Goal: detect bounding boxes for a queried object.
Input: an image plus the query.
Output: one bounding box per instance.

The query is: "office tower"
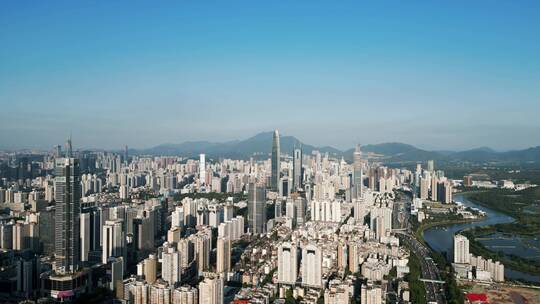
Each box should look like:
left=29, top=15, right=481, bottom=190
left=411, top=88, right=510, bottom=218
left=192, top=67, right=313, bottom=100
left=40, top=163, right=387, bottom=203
left=353, top=144, right=363, bottom=199
left=271, top=130, right=281, bottom=191
left=102, top=219, right=125, bottom=264
left=110, top=257, right=124, bottom=291
left=199, top=275, right=224, bottom=304
left=54, top=157, right=81, bottom=273
left=124, top=145, right=129, bottom=164
left=427, top=160, right=434, bottom=172
left=293, top=147, right=303, bottom=191
left=302, top=244, right=322, bottom=288
left=80, top=212, right=90, bottom=262
left=294, top=196, right=307, bottom=225
left=0, top=222, right=13, bottom=250
left=162, top=242, right=181, bottom=286
left=278, top=242, right=298, bottom=285
left=65, top=137, right=73, bottom=158
left=143, top=254, right=157, bottom=284
left=247, top=182, right=266, bottom=234
left=216, top=237, right=231, bottom=274
left=199, top=154, right=206, bottom=185
left=454, top=234, right=470, bottom=264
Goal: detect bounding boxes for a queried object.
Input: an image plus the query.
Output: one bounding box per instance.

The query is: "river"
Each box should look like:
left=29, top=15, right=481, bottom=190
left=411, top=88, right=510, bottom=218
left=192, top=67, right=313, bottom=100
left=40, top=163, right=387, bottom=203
left=423, top=193, right=540, bottom=283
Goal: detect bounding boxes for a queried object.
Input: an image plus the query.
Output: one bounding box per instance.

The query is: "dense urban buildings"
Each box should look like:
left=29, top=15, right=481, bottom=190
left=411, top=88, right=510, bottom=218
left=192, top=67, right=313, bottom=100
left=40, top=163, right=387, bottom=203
left=0, top=132, right=516, bottom=304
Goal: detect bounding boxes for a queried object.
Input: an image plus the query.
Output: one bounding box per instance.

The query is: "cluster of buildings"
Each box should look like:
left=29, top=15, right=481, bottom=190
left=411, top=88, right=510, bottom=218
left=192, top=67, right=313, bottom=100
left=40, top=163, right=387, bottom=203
left=453, top=234, right=504, bottom=282
left=0, top=130, right=446, bottom=304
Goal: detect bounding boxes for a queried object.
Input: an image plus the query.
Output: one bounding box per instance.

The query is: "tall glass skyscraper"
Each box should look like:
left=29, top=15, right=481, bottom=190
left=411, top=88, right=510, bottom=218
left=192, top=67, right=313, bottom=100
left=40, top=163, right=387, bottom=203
left=271, top=130, right=280, bottom=191
left=54, top=157, right=81, bottom=273
left=293, top=147, right=302, bottom=192
left=247, top=182, right=266, bottom=234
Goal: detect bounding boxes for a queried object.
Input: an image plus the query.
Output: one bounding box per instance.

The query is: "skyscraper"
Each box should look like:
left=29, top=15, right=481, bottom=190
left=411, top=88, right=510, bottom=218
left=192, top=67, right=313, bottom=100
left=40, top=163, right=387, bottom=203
left=271, top=130, right=280, bottom=191
left=216, top=237, right=231, bottom=274
left=199, top=154, right=206, bottom=185
left=353, top=144, right=363, bottom=199
left=247, top=182, right=266, bottom=234
left=454, top=234, right=470, bottom=264
left=278, top=242, right=298, bottom=285
left=302, top=244, right=322, bottom=288
left=54, top=157, right=81, bottom=273
left=65, top=136, right=73, bottom=158
left=293, top=147, right=302, bottom=192
left=161, top=242, right=181, bottom=286
left=102, top=219, right=125, bottom=264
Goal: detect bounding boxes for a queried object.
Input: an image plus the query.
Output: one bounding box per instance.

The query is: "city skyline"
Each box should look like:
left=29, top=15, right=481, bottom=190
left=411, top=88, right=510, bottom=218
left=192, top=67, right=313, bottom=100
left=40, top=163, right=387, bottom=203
left=2, top=2, right=540, bottom=151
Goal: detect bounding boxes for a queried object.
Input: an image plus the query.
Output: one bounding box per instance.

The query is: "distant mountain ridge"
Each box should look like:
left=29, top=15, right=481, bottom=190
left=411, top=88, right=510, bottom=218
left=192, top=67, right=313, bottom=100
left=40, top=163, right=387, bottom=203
left=130, top=131, right=540, bottom=163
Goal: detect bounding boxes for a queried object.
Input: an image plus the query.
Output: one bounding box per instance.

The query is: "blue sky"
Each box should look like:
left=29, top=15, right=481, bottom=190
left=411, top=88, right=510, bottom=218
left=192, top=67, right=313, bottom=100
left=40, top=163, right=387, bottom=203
left=1, top=1, right=539, bottom=151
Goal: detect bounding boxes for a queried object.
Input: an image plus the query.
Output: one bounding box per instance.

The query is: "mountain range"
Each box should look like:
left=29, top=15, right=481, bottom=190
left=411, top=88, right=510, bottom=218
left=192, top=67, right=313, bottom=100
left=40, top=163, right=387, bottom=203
left=129, top=132, right=540, bottom=163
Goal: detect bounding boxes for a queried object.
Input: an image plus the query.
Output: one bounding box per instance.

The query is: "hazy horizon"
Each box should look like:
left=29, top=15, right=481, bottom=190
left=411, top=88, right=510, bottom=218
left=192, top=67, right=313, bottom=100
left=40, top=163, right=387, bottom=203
left=2, top=2, right=540, bottom=151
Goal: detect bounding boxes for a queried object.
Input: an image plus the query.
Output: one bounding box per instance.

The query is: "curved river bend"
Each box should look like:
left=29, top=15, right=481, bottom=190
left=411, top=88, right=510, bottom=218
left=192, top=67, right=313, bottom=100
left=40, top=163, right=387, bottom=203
left=423, top=193, right=540, bottom=283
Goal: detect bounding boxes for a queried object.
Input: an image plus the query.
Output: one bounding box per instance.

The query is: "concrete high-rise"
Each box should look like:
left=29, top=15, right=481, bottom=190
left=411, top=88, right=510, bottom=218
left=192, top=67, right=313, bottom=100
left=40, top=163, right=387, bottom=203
left=278, top=242, right=298, bottom=285
left=271, top=130, right=281, bottom=191
left=162, top=242, right=181, bottom=286
left=353, top=144, right=363, bottom=199
left=454, top=234, right=470, bottom=264
left=54, top=157, right=81, bottom=273
left=247, top=182, right=266, bottom=234
left=199, top=275, right=224, bottom=304
left=302, top=244, right=322, bottom=288
left=102, top=219, right=125, bottom=264
left=292, top=147, right=303, bottom=191
left=199, top=154, right=206, bottom=185
left=216, top=237, right=231, bottom=274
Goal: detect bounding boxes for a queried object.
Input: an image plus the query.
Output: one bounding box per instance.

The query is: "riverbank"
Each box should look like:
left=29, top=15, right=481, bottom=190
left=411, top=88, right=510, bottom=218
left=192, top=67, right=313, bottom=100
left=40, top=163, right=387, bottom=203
left=413, top=216, right=484, bottom=246
left=458, top=190, right=540, bottom=277
left=422, top=193, right=540, bottom=283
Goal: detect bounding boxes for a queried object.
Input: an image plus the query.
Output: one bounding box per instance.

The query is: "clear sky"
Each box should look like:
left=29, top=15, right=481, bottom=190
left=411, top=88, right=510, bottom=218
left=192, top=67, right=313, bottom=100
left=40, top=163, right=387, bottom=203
left=1, top=1, right=539, bottom=151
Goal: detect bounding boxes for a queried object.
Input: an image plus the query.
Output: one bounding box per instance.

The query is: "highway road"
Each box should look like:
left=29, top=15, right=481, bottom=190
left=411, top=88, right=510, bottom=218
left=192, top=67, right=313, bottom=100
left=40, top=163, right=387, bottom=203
left=394, top=191, right=446, bottom=304
left=400, top=233, right=446, bottom=304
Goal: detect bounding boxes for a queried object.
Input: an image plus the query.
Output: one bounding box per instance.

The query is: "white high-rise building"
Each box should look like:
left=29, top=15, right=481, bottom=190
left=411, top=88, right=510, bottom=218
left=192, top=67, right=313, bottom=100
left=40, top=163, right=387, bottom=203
left=162, top=242, right=181, bottom=286
left=370, top=206, right=392, bottom=240
left=301, top=244, right=322, bottom=288
left=198, top=275, right=223, bottom=304
left=171, top=206, right=184, bottom=228
left=102, top=219, right=125, bottom=264
left=454, top=234, right=470, bottom=264
left=278, top=242, right=298, bottom=285
left=80, top=212, right=90, bottom=262
left=199, top=154, right=206, bottom=185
